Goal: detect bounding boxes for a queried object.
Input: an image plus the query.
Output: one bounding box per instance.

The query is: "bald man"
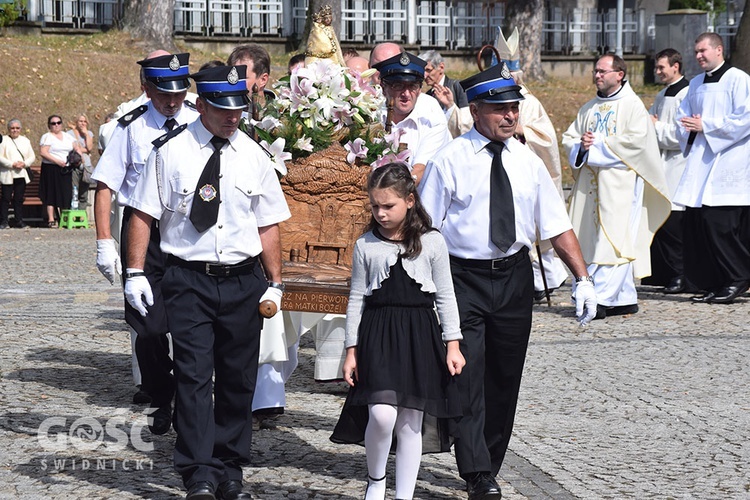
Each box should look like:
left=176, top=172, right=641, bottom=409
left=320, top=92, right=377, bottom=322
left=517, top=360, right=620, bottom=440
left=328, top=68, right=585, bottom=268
left=369, top=42, right=401, bottom=84
left=346, top=56, right=370, bottom=76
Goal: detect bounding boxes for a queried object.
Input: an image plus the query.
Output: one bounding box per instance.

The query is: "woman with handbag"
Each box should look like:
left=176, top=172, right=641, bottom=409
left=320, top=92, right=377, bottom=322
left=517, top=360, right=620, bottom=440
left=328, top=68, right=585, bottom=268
left=39, top=114, right=79, bottom=227
left=0, top=119, right=36, bottom=229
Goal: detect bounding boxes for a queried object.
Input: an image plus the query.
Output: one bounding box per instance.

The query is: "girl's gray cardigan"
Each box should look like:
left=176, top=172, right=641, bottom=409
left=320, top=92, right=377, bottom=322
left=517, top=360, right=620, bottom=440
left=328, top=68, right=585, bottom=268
left=344, top=229, right=463, bottom=348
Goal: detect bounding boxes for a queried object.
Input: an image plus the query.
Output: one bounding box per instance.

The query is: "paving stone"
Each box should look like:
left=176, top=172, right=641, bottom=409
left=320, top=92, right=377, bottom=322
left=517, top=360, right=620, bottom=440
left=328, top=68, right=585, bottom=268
left=0, top=229, right=748, bottom=498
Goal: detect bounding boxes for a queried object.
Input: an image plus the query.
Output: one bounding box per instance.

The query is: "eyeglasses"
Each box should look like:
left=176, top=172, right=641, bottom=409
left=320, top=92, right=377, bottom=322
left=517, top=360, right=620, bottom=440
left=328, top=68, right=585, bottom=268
left=384, top=81, right=421, bottom=92
left=49, top=121, right=62, bottom=125
left=592, top=69, right=619, bottom=76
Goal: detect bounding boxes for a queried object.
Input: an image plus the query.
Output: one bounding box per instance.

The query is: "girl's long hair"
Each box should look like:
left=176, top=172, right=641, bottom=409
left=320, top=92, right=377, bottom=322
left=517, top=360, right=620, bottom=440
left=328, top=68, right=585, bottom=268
left=366, top=162, right=433, bottom=259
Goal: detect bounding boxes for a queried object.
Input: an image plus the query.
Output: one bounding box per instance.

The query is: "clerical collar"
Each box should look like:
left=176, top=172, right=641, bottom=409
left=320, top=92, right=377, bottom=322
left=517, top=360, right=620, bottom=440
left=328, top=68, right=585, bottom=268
left=704, top=62, right=731, bottom=83
left=664, top=76, right=689, bottom=97
left=667, top=76, right=685, bottom=87
left=706, top=61, right=725, bottom=77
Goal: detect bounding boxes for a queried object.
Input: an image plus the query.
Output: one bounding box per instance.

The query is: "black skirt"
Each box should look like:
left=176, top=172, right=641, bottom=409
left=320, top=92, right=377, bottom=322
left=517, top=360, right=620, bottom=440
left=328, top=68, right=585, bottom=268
left=330, top=256, right=461, bottom=453
left=39, top=161, right=72, bottom=211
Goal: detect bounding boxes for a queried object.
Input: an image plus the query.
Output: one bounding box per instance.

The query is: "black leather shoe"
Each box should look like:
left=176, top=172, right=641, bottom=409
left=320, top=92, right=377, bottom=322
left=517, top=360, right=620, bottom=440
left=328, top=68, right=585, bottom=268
left=466, top=473, right=502, bottom=499
left=691, top=291, right=716, bottom=303
left=663, top=276, right=685, bottom=294
left=186, top=481, right=216, bottom=500
left=133, top=386, right=152, bottom=404
left=217, top=480, right=253, bottom=499
left=711, top=282, right=750, bottom=304
left=148, top=404, right=172, bottom=435
left=607, top=304, right=638, bottom=316
left=594, top=305, right=607, bottom=320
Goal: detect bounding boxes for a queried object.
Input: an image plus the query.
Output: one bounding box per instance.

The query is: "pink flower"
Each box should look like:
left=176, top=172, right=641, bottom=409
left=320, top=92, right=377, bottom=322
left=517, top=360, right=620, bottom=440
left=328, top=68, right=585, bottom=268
left=344, top=138, right=369, bottom=164
left=370, top=149, right=411, bottom=169
left=384, top=128, right=405, bottom=149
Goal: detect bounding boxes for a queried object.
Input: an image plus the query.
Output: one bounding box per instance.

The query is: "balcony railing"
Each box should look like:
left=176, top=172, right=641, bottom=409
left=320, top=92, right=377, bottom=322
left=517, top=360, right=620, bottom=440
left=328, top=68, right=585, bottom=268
left=32, top=1, right=743, bottom=55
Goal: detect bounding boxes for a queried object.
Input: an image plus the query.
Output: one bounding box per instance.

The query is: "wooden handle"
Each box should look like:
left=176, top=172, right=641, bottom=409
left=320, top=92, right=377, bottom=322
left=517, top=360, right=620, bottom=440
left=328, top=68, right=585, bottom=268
left=259, top=300, right=278, bottom=318
left=477, top=44, right=502, bottom=72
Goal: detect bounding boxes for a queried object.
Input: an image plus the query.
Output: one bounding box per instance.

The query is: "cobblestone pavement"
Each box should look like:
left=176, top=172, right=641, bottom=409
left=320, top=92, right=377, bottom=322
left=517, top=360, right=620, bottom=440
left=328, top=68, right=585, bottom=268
left=0, top=228, right=748, bottom=499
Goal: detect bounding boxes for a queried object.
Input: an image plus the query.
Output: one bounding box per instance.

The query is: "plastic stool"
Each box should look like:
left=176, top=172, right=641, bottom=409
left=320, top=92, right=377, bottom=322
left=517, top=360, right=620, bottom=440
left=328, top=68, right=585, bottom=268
left=60, top=209, right=89, bottom=229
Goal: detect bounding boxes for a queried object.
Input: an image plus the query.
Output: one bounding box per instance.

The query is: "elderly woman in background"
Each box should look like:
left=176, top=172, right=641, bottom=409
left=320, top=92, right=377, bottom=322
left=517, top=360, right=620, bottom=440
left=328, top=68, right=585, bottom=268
left=0, top=119, right=36, bottom=229
left=39, top=114, right=79, bottom=227
left=67, top=114, right=94, bottom=212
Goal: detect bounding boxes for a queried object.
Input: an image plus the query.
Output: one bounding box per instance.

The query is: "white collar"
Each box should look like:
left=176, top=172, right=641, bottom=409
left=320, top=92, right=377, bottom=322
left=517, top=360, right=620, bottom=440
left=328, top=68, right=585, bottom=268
left=666, top=76, right=685, bottom=87
left=706, top=61, right=725, bottom=77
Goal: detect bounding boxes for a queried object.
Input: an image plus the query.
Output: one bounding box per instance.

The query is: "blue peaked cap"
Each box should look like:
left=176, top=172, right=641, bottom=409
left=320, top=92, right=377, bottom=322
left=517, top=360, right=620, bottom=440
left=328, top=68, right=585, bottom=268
left=373, top=52, right=426, bottom=83
left=137, top=53, right=191, bottom=93
left=460, top=62, right=524, bottom=103
left=191, top=65, right=250, bottom=110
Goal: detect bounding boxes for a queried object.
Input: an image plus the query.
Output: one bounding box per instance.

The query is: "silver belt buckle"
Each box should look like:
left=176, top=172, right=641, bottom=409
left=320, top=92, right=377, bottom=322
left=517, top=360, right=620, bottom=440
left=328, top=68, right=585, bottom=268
left=205, top=263, right=224, bottom=276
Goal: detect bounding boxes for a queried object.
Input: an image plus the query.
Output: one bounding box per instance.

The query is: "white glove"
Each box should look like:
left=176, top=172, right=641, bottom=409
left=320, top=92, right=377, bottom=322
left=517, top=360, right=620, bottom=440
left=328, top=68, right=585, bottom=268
left=124, top=268, right=153, bottom=317
left=259, top=287, right=283, bottom=311
left=96, top=239, right=122, bottom=285
left=574, top=279, right=598, bottom=326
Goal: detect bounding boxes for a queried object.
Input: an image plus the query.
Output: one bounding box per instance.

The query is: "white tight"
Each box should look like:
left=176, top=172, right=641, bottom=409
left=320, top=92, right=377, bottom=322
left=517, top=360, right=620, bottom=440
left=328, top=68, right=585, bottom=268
left=364, top=404, right=424, bottom=500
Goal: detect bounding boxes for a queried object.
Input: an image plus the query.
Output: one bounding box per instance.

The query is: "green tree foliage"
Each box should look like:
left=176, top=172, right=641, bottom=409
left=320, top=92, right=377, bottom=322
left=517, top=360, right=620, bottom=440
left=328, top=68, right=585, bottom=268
left=0, top=0, right=26, bottom=27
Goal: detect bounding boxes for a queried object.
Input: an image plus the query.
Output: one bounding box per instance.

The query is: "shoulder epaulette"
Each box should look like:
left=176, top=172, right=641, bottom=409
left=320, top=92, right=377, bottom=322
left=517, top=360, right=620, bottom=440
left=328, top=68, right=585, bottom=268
left=248, top=134, right=272, bottom=160
left=183, top=100, right=197, bottom=110
left=151, top=123, right=188, bottom=149
left=117, top=104, right=149, bottom=127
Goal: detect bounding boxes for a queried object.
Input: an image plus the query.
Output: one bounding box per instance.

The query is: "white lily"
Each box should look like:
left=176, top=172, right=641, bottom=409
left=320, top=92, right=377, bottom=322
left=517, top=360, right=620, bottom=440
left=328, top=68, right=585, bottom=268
left=260, top=137, right=291, bottom=176
left=294, top=136, right=314, bottom=152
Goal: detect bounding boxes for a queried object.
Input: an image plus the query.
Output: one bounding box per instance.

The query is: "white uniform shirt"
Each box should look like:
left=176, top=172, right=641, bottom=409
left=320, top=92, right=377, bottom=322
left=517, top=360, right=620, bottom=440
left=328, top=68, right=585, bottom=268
left=675, top=65, right=750, bottom=207
left=419, top=127, right=572, bottom=260
left=126, top=118, right=291, bottom=264
left=98, top=93, right=150, bottom=152
left=385, top=93, right=452, bottom=167
left=92, top=103, right=199, bottom=206
left=650, top=77, right=689, bottom=211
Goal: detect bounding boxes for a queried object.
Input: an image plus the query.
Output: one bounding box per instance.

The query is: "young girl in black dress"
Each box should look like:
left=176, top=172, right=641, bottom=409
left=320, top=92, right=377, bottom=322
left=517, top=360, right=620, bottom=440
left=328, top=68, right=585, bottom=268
left=331, top=162, right=465, bottom=499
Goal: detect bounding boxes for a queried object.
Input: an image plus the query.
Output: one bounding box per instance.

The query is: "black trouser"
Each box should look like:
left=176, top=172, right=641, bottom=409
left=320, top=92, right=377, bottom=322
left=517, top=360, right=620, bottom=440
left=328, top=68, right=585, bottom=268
left=0, top=178, right=26, bottom=224
left=449, top=250, right=534, bottom=478
left=683, top=206, right=750, bottom=290
left=163, top=261, right=264, bottom=489
left=120, top=207, right=173, bottom=405
left=642, top=210, right=685, bottom=285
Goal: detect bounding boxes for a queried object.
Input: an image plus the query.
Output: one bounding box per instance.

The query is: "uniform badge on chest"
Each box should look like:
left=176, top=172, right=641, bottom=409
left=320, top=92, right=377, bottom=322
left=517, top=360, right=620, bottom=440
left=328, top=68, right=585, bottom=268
left=198, top=184, right=217, bottom=202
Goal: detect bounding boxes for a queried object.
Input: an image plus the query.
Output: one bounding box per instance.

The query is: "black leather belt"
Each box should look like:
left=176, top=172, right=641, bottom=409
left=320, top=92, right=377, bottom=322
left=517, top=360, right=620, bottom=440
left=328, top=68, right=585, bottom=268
left=450, top=247, right=529, bottom=271
left=167, top=255, right=257, bottom=277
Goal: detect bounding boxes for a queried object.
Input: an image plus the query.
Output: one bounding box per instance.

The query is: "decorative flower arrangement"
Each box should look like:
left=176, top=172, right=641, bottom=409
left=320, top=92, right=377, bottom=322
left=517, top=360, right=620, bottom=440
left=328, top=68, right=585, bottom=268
left=253, top=59, right=408, bottom=170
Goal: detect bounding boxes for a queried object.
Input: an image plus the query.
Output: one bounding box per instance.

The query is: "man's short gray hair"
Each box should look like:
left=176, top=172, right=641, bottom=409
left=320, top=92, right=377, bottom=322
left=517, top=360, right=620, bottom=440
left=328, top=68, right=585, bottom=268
left=418, top=50, right=443, bottom=66
left=8, top=118, right=21, bottom=129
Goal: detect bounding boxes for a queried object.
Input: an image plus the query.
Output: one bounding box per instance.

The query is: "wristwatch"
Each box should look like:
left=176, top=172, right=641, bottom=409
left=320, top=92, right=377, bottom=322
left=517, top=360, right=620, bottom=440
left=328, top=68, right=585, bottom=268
left=267, top=281, right=286, bottom=292
left=575, top=276, right=594, bottom=284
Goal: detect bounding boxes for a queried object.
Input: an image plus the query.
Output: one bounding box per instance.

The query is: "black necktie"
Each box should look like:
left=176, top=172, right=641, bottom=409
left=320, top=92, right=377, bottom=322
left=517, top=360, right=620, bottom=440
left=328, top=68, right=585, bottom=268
left=485, top=142, right=516, bottom=252
left=164, top=118, right=177, bottom=131
left=190, top=136, right=228, bottom=233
